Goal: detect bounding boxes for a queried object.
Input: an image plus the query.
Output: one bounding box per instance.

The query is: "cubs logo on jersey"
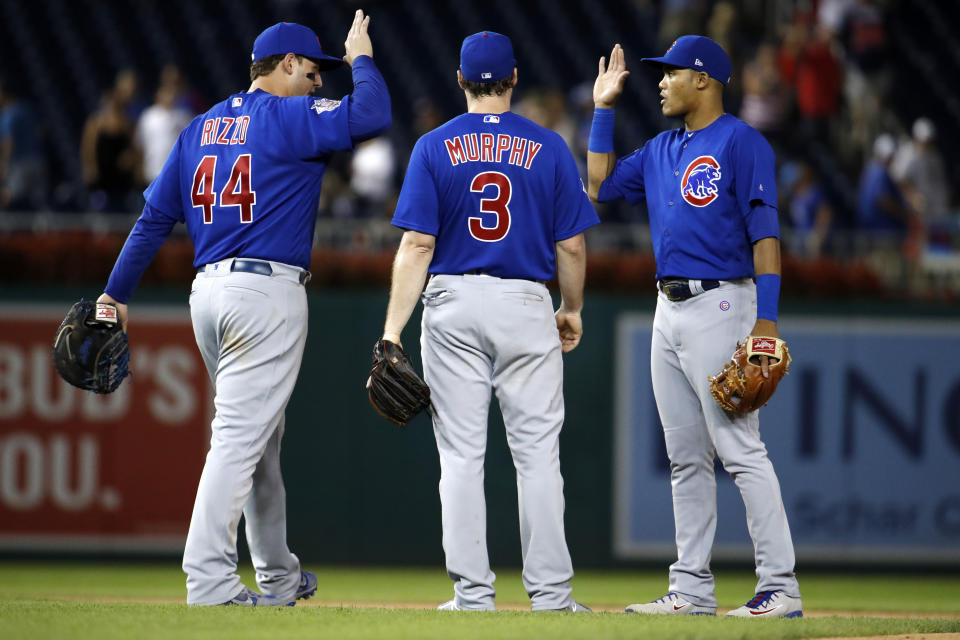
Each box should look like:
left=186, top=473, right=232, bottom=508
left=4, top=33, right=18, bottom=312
left=680, top=155, right=722, bottom=207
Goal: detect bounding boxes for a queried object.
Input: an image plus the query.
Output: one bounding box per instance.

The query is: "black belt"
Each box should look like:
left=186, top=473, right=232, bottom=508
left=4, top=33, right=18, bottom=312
left=460, top=269, right=545, bottom=285
left=658, top=277, right=720, bottom=302
left=198, top=259, right=310, bottom=284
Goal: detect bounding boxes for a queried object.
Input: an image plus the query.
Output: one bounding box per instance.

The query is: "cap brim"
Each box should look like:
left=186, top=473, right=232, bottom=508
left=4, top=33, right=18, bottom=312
left=639, top=56, right=685, bottom=69
left=639, top=56, right=669, bottom=67
left=308, top=54, right=345, bottom=71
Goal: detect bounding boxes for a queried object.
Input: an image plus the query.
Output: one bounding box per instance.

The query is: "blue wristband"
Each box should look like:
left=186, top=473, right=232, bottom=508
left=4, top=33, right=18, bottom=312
left=588, top=107, right=615, bottom=153
left=756, top=273, right=780, bottom=322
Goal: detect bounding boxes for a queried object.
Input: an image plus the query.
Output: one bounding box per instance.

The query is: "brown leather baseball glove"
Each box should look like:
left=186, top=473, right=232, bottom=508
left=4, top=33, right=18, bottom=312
left=708, top=336, right=791, bottom=413
left=367, top=339, right=431, bottom=427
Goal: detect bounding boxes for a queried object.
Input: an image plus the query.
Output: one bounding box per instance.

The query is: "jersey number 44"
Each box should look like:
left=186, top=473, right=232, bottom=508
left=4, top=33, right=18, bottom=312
left=191, top=155, right=258, bottom=224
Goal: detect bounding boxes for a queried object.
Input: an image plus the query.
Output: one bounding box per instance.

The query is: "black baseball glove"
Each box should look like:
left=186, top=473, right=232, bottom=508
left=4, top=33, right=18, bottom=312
left=52, top=299, right=131, bottom=394
left=368, top=339, right=431, bottom=427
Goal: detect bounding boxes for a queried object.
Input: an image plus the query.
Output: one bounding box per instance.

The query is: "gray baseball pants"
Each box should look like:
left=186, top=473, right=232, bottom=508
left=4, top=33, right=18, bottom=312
left=421, top=274, right=576, bottom=611
left=183, top=261, right=307, bottom=605
left=650, top=279, right=800, bottom=607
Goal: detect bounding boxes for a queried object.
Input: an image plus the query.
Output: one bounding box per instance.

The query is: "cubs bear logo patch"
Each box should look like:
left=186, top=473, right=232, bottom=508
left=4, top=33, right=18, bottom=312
left=680, top=155, right=722, bottom=207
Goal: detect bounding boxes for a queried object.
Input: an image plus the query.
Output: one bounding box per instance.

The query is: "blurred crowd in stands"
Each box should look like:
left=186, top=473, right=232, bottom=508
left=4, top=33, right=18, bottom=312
left=0, top=0, right=957, bottom=296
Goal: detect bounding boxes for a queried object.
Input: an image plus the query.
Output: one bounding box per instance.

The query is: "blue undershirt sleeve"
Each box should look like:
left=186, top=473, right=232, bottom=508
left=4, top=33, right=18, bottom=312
left=347, top=55, right=392, bottom=142
left=744, top=201, right=780, bottom=243
left=104, top=203, right=181, bottom=303
left=597, top=146, right=646, bottom=204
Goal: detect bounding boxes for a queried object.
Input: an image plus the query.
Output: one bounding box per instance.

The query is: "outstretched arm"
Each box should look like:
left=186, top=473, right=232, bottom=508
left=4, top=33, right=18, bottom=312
left=343, top=9, right=373, bottom=66
left=344, top=10, right=392, bottom=141
left=586, top=44, right=630, bottom=201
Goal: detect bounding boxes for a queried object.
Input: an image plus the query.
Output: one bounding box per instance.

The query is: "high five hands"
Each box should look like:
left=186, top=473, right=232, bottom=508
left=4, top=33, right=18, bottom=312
left=344, top=9, right=373, bottom=65
left=594, top=44, right=630, bottom=109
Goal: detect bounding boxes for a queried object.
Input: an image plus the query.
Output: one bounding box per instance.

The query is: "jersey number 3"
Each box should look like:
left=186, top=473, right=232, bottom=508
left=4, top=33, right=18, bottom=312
left=469, top=171, right=511, bottom=242
left=191, top=154, right=257, bottom=224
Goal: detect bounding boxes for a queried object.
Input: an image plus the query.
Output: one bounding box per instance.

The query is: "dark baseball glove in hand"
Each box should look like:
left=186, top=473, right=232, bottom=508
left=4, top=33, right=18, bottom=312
left=368, top=339, right=431, bottom=427
left=708, top=336, right=790, bottom=413
left=52, top=300, right=130, bottom=394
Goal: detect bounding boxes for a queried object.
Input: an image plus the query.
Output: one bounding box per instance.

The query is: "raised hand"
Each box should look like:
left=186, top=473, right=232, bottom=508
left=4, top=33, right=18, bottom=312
left=594, top=44, right=630, bottom=109
left=343, top=9, right=373, bottom=65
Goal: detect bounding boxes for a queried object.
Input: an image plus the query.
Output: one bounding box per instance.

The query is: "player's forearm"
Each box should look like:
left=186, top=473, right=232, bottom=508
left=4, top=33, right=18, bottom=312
left=586, top=151, right=615, bottom=201
left=555, top=233, right=587, bottom=313
left=752, top=236, right=781, bottom=276
left=347, top=56, right=392, bottom=142
left=383, top=232, right=434, bottom=343
left=753, top=236, right=781, bottom=329
left=586, top=105, right=616, bottom=201
left=104, top=203, right=179, bottom=303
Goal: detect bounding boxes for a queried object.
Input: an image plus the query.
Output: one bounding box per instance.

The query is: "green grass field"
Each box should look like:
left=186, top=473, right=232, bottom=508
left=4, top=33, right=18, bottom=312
left=0, top=563, right=958, bottom=640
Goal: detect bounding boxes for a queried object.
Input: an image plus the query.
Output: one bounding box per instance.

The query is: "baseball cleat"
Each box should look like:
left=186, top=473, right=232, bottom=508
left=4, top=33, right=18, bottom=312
left=725, top=590, right=803, bottom=618
left=294, top=570, right=318, bottom=602
left=437, top=599, right=462, bottom=610
left=553, top=600, right=592, bottom=612
left=625, top=592, right=717, bottom=615
left=221, top=586, right=292, bottom=606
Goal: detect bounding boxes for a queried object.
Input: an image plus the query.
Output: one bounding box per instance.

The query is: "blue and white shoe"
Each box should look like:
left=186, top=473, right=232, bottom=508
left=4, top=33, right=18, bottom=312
left=222, top=586, right=291, bottom=607
left=725, top=590, right=803, bottom=618
left=293, top=570, right=318, bottom=603
left=625, top=592, right=717, bottom=615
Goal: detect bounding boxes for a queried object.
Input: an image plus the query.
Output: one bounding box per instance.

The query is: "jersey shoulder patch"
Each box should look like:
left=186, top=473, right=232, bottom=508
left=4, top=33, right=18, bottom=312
left=310, top=98, right=341, bottom=115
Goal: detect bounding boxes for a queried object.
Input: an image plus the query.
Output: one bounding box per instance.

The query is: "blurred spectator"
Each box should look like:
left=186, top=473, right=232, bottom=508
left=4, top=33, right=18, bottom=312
left=817, top=0, right=855, bottom=35
left=135, top=86, right=193, bottom=184
left=779, top=17, right=843, bottom=143
left=657, top=0, right=708, bottom=50
left=857, top=134, right=917, bottom=288
left=160, top=63, right=206, bottom=115
left=318, top=165, right=357, bottom=220
left=706, top=1, right=742, bottom=110
left=857, top=134, right=912, bottom=233
left=114, top=69, right=147, bottom=123
left=412, top=97, right=444, bottom=138
left=706, top=1, right=738, bottom=55
left=81, top=71, right=142, bottom=212
left=738, top=43, right=788, bottom=143
left=891, top=118, right=951, bottom=238
left=516, top=89, right=575, bottom=149
left=783, top=160, right=832, bottom=258
left=541, top=89, right=576, bottom=149
left=350, top=137, right=396, bottom=218
left=0, top=81, right=47, bottom=210
left=838, top=0, right=891, bottom=86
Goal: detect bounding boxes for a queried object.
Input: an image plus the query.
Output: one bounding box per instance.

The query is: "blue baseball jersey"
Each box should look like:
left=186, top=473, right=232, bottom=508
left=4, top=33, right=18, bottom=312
left=392, top=112, right=599, bottom=281
left=145, top=90, right=352, bottom=269
left=598, top=113, right=778, bottom=280
left=104, top=57, right=391, bottom=303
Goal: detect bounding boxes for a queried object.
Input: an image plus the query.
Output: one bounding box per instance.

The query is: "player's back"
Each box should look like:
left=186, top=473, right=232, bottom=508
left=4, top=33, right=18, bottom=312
left=158, top=90, right=351, bottom=269
left=409, top=112, right=578, bottom=281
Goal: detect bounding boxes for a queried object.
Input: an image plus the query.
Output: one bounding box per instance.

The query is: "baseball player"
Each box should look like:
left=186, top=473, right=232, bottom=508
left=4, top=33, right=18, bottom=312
left=586, top=37, right=802, bottom=618
left=96, top=13, right=391, bottom=605
left=379, top=31, right=598, bottom=612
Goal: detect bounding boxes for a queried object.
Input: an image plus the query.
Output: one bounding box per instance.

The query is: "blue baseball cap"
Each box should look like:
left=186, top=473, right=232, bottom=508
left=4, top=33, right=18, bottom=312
left=251, top=22, right=343, bottom=70
left=640, top=35, right=731, bottom=85
left=460, top=31, right=516, bottom=82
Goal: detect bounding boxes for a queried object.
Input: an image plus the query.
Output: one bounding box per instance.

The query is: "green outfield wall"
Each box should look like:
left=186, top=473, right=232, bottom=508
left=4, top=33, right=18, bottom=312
left=2, top=286, right=957, bottom=567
